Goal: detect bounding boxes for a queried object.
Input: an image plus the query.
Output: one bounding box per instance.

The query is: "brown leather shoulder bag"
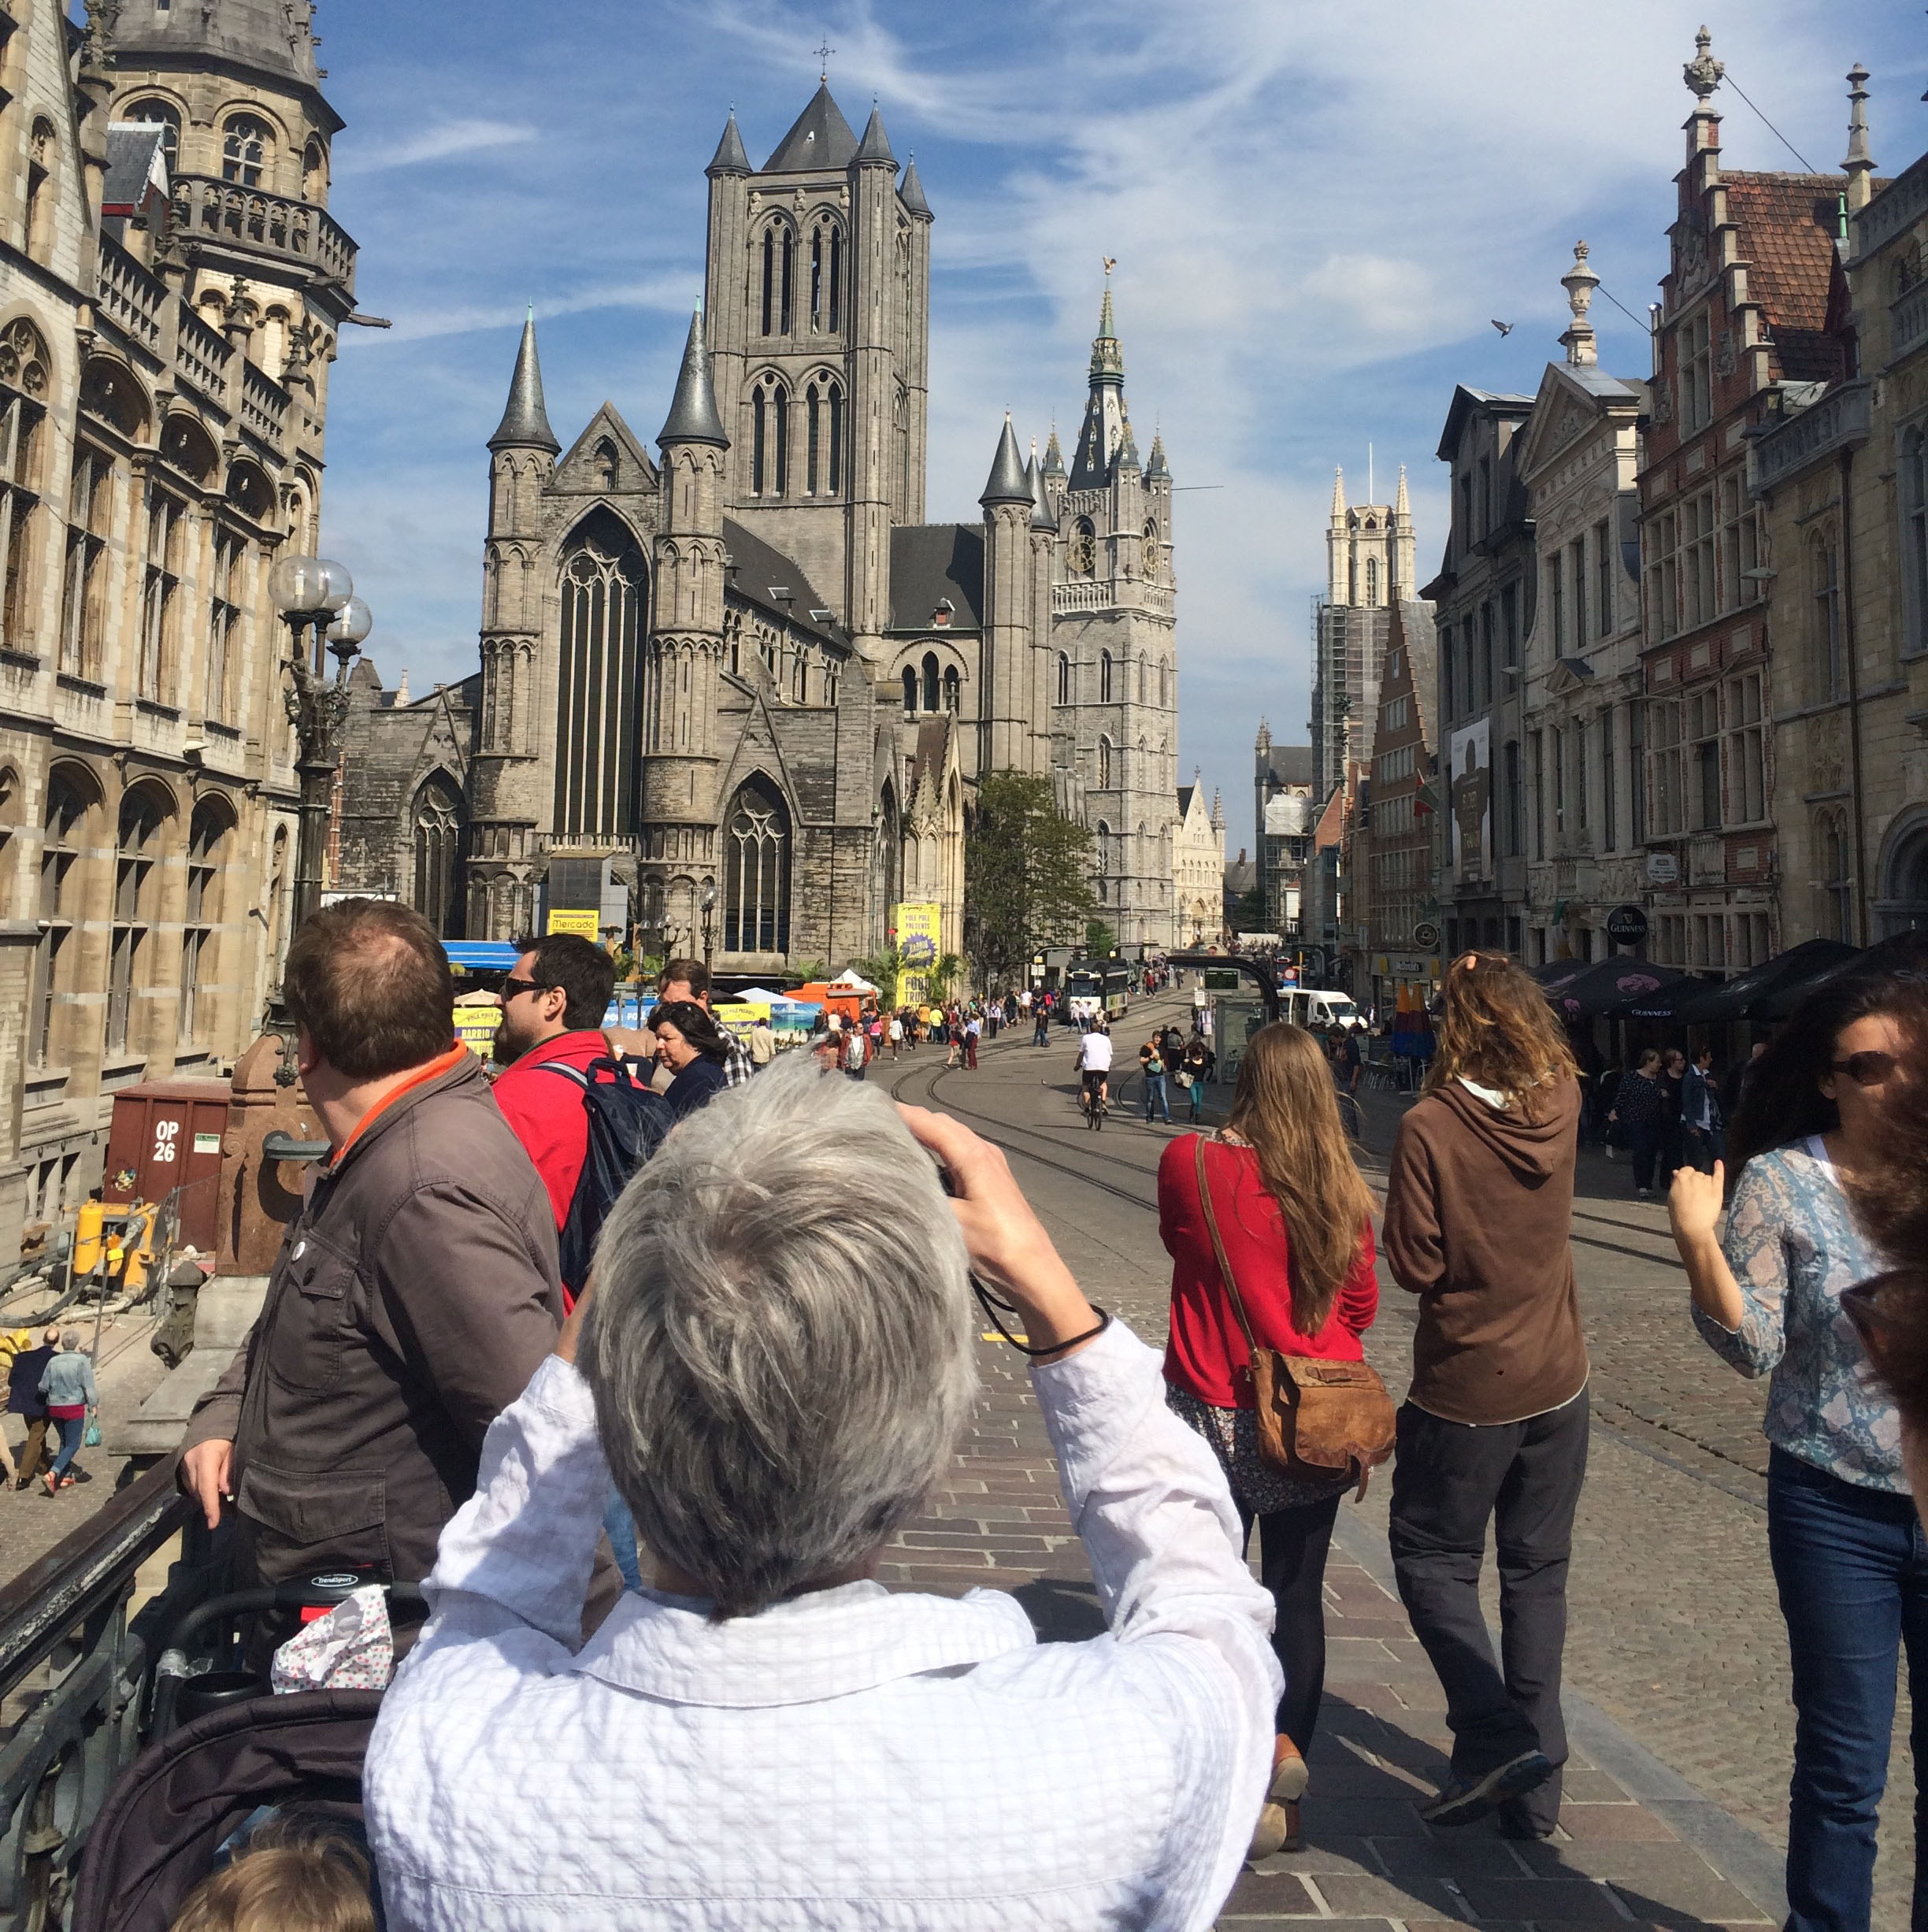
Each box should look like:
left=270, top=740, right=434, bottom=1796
left=1193, top=1135, right=1396, bottom=1496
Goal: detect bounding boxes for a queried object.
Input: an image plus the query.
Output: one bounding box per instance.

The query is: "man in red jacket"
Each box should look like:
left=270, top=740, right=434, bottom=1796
left=491, top=933, right=622, bottom=1237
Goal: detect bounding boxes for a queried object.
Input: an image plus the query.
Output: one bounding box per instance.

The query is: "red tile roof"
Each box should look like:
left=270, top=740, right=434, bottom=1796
left=1724, top=172, right=1845, bottom=381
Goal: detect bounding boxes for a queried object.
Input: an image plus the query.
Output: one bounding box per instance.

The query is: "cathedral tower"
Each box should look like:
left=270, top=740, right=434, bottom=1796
left=978, top=414, right=1032, bottom=773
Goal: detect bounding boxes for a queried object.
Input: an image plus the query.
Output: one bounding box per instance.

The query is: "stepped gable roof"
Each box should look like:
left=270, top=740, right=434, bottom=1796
left=721, top=517, right=845, bottom=645
left=763, top=83, right=860, bottom=173
left=1722, top=171, right=1859, bottom=382
left=888, top=525, right=984, bottom=630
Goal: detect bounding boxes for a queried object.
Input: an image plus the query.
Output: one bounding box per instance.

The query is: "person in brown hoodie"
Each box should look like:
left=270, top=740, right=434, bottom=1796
left=1381, top=951, right=1588, bottom=1837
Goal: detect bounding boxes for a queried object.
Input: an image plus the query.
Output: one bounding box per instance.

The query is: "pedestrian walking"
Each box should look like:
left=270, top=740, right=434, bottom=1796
left=1678, top=1044, right=1724, bottom=1173
left=0, top=1328, right=33, bottom=1488
left=1161, top=1022, right=1381, bottom=1856
left=1181, top=1038, right=1211, bottom=1123
left=844, top=1025, right=869, bottom=1082
left=965, top=1012, right=981, bottom=1070
left=1382, top=951, right=1588, bottom=1834
left=653, top=1000, right=735, bottom=1116
left=658, top=959, right=755, bottom=1087
left=179, top=899, right=617, bottom=1652
left=1657, top=1048, right=1686, bottom=1191
left=888, top=1012, right=903, bottom=1059
left=1141, top=1036, right=1172, bottom=1124
left=38, top=1333, right=97, bottom=1496
left=1033, top=1001, right=1050, bottom=1047
left=6, top=1324, right=56, bottom=1489
left=749, top=1014, right=777, bottom=1069
left=1607, top=1048, right=1665, bottom=1196
left=1670, top=961, right=1922, bottom=1932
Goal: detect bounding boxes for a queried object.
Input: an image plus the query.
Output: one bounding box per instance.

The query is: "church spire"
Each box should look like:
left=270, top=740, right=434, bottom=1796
left=1028, top=440, right=1055, bottom=529
left=1070, top=269, right=1131, bottom=488
left=980, top=412, right=1030, bottom=505
left=488, top=310, right=560, bottom=454
left=706, top=109, right=751, bottom=177
left=899, top=152, right=932, bottom=219
left=1330, top=466, right=1347, bottom=521
left=1844, top=63, right=1875, bottom=214
left=1394, top=465, right=1410, bottom=517
left=856, top=102, right=896, bottom=167
left=658, top=310, right=729, bottom=448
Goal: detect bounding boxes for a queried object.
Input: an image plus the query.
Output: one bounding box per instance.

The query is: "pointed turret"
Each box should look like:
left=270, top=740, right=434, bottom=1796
left=764, top=83, right=859, bottom=172
left=1211, top=789, right=1225, bottom=833
left=857, top=103, right=896, bottom=167
left=1559, top=239, right=1600, bottom=367
left=1028, top=443, right=1055, bottom=529
left=1090, top=280, right=1124, bottom=381
left=489, top=312, right=560, bottom=454
left=1042, top=428, right=1066, bottom=477
left=899, top=152, right=932, bottom=219
left=980, top=412, right=1029, bottom=505
left=1145, top=432, right=1169, bottom=480
left=707, top=109, right=751, bottom=177
left=1330, top=467, right=1347, bottom=520
left=1394, top=465, right=1410, bottom=518
left=658, top=311, right=729, bottom=449
left=1844, top=63, right=1875, bottom=214
left=1070, top=275, right=1130, bottom=489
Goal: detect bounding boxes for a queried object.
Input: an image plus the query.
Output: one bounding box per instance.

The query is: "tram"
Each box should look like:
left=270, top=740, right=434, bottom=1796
left=1063, top=958, right=1132, bottom=1023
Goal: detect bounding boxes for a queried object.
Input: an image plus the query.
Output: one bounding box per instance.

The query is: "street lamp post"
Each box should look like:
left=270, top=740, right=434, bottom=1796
left=699, top=879, right=717, bottom=974
left=269, top=557, right=370, bottom=934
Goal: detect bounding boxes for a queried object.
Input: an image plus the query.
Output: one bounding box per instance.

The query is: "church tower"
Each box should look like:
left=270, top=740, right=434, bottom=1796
left=643, top=312, right=732, bottom=939
left=699, top=84, right=930, bottom=658
left=979, top=414, right=1033, bottom=773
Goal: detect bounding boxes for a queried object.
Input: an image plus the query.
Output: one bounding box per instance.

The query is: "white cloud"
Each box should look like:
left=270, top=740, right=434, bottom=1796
left=339, top=117, right=539, bottom=176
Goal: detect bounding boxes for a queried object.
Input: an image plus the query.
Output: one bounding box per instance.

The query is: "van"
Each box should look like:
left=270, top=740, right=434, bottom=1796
left=1281, top=988, right=1366, bottom=1033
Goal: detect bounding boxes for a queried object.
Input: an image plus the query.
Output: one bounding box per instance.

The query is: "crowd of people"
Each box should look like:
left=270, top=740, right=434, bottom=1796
left=35, top=888, right=1913, bottom=1932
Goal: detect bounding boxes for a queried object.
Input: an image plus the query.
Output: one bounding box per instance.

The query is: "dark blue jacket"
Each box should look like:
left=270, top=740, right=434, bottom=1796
left=665, top=1055, right=730, bottom=1121
left=8, top=1344, right=53, bottom=1418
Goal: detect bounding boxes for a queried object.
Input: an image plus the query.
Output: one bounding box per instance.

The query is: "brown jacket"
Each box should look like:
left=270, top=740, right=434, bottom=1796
left=184, top=1048, right=580, bottom=1593
left=1381, top=1074, right=1588, bottom=1425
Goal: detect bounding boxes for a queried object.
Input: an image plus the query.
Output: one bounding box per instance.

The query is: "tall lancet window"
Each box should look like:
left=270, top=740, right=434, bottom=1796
left=761, top=230, right=775, bottom=336
left=724, top=774, right=792, bottom=954
left=554, top=510, right=647, bottom=839
left=751, top=376, right=789, bottom=498
left=1366, top=557, right=1378, bottom=606
left=829, top=229, right=842, bottom=332
left=780, top=230, right=794, bottom=335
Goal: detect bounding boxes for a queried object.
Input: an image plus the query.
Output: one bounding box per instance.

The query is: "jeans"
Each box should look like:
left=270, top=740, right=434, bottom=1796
left=1767, top=1447, right=1928, bottom=1932
left=1389, top=1390, right=1590, bottom=1831
left=1624, top=1124, right=1659, bottom=1192
left=1240, top=1490, right=1343, bottom=1750
left=1033, top=1021, right=1048, bottom=1046
left=1681, top=1124, right=1724, bottom=1174
left=46, top=1412, right=87, bottom=1483
left=1188, top=1078, right=1205, bottom=1122
left=1144, top=1073, right=1170, bottom=1122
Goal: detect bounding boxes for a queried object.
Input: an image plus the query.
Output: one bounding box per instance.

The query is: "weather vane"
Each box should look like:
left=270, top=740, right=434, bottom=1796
left=815, top=36, right=835, bottom=80
left=1103, top=255, right=1117, bottom=276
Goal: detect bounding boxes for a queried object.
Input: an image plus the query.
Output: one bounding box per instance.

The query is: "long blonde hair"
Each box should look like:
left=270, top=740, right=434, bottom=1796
left=1221, top=1023, right=1374, bottom=1335
left=1424, top=952, right=1578, bottom=1100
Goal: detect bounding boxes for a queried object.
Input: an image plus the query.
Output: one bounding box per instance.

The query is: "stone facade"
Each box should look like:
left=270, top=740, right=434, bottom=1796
left=1751, top=70, right=1927, bottom=947
left=339, top=86, right=1181, bottom=964
left=0, top=0, right=353, bottom=1256
left=1507, top=248, right=1651, bottom=969
left=1252, top=724, right=1313, bottom=936
left=1171, top=775, right=1224, bottom=946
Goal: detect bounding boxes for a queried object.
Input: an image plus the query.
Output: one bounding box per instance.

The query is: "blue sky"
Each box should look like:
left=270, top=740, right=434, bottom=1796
left=313, top=0, right=1927, bottom=855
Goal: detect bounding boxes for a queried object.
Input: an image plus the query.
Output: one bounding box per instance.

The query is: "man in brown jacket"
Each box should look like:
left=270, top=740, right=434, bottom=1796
left=181, top=899, right=612, bottom=1633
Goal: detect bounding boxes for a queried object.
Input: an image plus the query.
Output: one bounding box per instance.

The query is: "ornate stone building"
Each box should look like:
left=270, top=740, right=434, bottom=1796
left=0, top=0, right=355, bottom=1254
left=343, top=84, right=1181, bottom=962
left=1251, top=723, right=1313, bottom=937
left=1171, top=773, right=1224, bottom=946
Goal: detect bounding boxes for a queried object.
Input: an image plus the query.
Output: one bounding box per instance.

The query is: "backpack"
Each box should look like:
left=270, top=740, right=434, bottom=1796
left=538, top=1055, right=674, bottom=1299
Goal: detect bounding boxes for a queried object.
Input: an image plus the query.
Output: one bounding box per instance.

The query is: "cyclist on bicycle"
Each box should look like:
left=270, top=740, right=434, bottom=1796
left=1076, top=1020, right=1113, bottom=1114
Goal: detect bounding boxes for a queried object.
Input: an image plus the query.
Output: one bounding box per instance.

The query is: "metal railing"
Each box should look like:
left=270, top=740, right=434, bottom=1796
left=0, top=1461, right=206, bottom=1932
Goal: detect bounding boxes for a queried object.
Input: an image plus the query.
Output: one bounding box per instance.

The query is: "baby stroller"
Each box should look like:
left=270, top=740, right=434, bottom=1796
left=69, top=1575, right=422, bottom=1932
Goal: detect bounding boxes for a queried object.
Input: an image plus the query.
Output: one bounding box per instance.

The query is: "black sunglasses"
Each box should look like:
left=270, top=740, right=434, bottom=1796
left=502, top=976, right=552, bottom=1003
left=1831, top=1051, right=1899, bottom=1088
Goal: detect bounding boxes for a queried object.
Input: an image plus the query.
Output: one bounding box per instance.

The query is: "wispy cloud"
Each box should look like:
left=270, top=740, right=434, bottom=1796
left=337, top=117, right=539, bottom=176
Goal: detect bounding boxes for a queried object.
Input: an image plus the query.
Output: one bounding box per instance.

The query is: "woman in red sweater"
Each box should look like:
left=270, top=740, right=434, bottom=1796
left=1161, top=1022, right=1378, bottom=1856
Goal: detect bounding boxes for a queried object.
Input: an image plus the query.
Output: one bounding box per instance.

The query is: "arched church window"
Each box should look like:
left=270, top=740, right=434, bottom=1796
left=1099, top=650, right=1113, bottom=703
left=110, top=782, right=171, bottom=1054
left=1070, top=517, right=1096, bottom=577
left=1366, top=557, right=1379, bottom=606
left=222, top=113, right=270, bottom=187
left=829, top=228, right=843, bottom=332
left=943, top=666, right=959, bottom=712
left=1904, top=425, right=1928, bottom=652
left=902, top=666, right=918, bottom=715
left=792, top=652, right=806, bottom=703
left=780, top=229, right=795, bottom=335
left=554, top=511, right=647, bottom=838
left=1056, top=651, right=1070, bottom=706
left=725, top=774, right=791, bottom=954
left=761, top=230, right=775, bottom=336
left=804, top=378, right=843, bottom=497
left=921, top=651, right=940, bottom=714
left=413, top=775, right=463, bottom=939
left=1159, top=660, right=1169, bottom=708
left=125, top=99, right=180, bottom=169
left=1097, top=738, right=1112, bottom=790
left=1096, top=819, right=1110, bottom=884
left=1136, top=657, right=1146, bottom=703
left=751, top=376, right=788, bottom=497
left=591, top=439, right=618, bottom=491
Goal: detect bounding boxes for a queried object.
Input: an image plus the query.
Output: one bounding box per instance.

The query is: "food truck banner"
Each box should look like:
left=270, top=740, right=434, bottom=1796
left=453, top=996, right=501, bottom=1058
left=892, top=901, right=943, bottom=1004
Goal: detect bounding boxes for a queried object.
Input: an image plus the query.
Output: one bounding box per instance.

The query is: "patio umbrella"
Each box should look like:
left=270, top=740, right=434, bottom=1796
left=1540, top=958, right=1685, bottom=1022
left=1748, top=931, right=1928, bottom=1022
left=1612, top=973, right=1722, bottom=1022
left=1675, top=940, right=1862, bottom=1025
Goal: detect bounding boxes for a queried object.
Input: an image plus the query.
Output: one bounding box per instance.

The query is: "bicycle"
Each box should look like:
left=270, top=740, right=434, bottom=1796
left=1079, top=1076, right=1108, bottom=1131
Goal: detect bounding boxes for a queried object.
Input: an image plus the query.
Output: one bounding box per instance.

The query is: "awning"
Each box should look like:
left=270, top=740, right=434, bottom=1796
left=1541, top=958, right=1685, bottom=1020
left=445, top=942, right=519, bottom=973
left=1748, top=932, right=1928, bottom=1021
left=1612, top=974, right=1722, bottom=1021
left=1675, top=940, right=1862, bottom=1025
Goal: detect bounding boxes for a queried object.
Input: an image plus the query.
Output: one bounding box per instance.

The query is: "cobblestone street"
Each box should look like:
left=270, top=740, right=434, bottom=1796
left=881, top=1006, right=1920, bottom=1929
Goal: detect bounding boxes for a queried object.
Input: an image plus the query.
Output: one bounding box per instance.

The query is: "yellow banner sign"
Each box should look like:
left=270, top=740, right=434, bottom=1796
left=546, top=907, right=601, bottom=940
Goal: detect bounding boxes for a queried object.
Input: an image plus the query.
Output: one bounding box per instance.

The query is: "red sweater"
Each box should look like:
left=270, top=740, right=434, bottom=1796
left=490, top=1032, right=616, bottom=1232
left=1159, top=1134, right=1378, bottom=1408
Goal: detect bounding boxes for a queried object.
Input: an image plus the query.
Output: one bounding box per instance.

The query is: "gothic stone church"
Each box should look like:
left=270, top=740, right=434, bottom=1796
left=339, top=84, right=1181, bottom=967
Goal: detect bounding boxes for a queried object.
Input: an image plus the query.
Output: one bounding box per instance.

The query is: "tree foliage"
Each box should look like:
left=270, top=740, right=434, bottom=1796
left=1084, top=918, right=1117, bottom=957
left=965, top=771, right=1095, bottom=985
left=851, top=944, right=909, bottom=1009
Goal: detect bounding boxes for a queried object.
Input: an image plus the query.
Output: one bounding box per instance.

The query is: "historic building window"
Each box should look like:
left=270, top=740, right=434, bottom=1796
left=26, top=119, right=55, bottom=266
left=1099, top=650, right=1113, bottom=703
left=1096, top=819, right=1110, bottom=896
left=791, top=651, right=806, bottom=703
left=1143, top=519, right=1159, bottom=572
left=207, top=529, right=242, bottom=721
left=125, top=99, right=180, bottom=168
left=1726, top=671, right=1765, bottom=823
left=1648, top=696, right=1683, bottom=837
left=413, top=774, right=463, bottom=938
left=1502, top=739, right=1522, bottom=858
left=1097, top=737, right=1112, bottom=790
left=1688, top=687, right=1720, bottom=831
left=1645, top=509, right=1678, bottom=643
left=139, top=488, right=185, bottom=701
left=1569, top=535, right=1588, bottom=648
left=1811, top=536, right=1845, bottom=703
left=1594, top=517, right=1614, bottom=635
left=751, top=376, right=788, bottom=497
left=943, top=666, right=959, bottom=711
left=179, top=797, right=229, bottom=1046
left=804, top=377, right=844, bottom=495
left=1056, top=651, right=1070, bottom=705
left=1364, top=557, right=1378, bottom=606
left=808, top=219, right=843, bottom=333
left=33, top=770, right=88, bottom=1067
left=1069, top=517, right=1096, bottom=577
left=109, top=784, right=169, bottom=1055
left=61, top=445, right=113, bottom=678
left=1904, top=426, right=1928, bottom=655
left=1600, top=708, right=1617, bottom=850
left=921, top=651, right=939, bottom=714
left=1681, top=488, right=1716, bottom=632
left=901, top=665, right=917, bottom=715
left=222, top=113, right=269, bottom=187
left=302, top=138, right=328, bottom=203
left=1679, top=310, right=1713, bottom=437
left=0, top=319, right=47, bottom=652
left=724, top=774, right=790, bottom=953
left=554, top=515, right=646, bottom=838
left=1547, top=547, right=1563, bottom=652
left=1817, top=809, right=1852, bottom=942
left=759, top=223, right=795, bottom=336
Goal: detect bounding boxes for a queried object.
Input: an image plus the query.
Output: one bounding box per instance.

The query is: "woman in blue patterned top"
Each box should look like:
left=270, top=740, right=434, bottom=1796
left=1668, top=962, right=1916, bottom=1932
